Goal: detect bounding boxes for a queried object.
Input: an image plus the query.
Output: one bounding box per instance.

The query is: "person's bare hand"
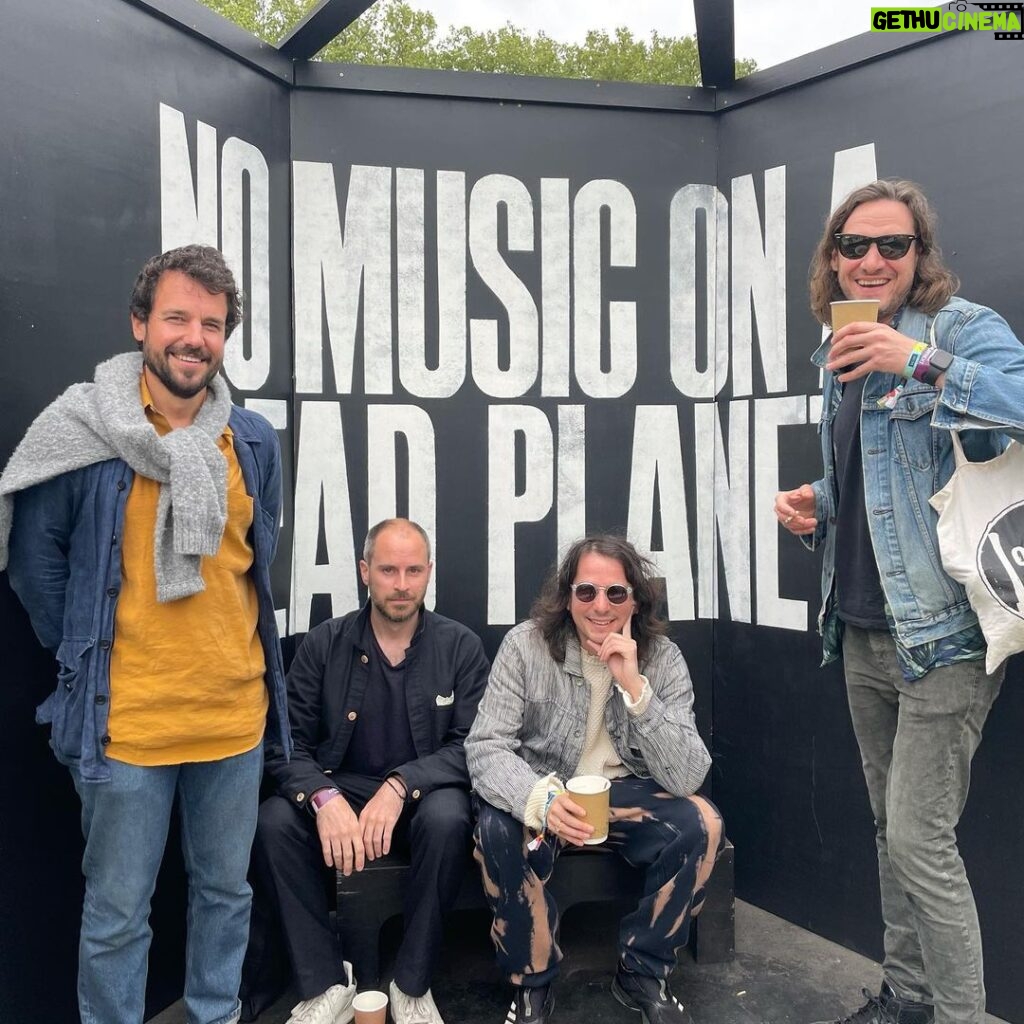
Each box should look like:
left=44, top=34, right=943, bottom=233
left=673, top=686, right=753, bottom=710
left=359, top=781, right=404, bottom=861
left=545, top=792, right=593, bottom=847
left=585, top=614, right=642, bottom=696
left=774, top=485, right=818, bottom=536
left=827, top=321, right=921, bottom=382
left=315, top=793, right=365, bottom=875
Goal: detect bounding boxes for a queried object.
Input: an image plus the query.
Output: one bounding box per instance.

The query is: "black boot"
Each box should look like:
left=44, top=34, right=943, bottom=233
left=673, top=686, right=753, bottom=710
left=504, top=983, right=555, bottom=1023
left=810, top=982, right=934, bottom=1024
left=611, top=964, right=694, bottom=1024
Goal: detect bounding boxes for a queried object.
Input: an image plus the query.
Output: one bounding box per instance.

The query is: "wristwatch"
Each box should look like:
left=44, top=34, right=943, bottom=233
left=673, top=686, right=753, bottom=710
left=921, top=347, right=953, bottom=385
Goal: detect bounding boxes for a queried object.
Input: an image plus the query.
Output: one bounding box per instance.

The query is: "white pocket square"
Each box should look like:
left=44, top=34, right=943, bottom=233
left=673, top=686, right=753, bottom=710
left=435, top=691, right=454, bottom=707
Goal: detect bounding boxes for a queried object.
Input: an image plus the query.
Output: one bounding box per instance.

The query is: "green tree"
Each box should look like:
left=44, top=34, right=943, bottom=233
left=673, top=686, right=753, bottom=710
left=200, top=0, right=757, bottom=84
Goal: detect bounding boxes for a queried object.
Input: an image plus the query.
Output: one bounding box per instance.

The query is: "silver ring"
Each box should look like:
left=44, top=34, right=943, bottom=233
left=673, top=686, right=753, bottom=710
left=784, top=514, right=794, bottom=525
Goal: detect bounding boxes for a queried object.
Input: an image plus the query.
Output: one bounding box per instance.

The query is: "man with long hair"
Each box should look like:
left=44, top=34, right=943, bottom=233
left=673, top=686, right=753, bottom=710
left=466, top=535, right=722, bottom=1024
left=776, top=180, right=1024, bottom=1024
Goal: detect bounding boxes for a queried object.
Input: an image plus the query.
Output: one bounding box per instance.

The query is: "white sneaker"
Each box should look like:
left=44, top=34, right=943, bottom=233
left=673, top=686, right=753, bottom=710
left=286, top=961, right=356, bottom=1024
left=389, top=980, right=445, bottom=1024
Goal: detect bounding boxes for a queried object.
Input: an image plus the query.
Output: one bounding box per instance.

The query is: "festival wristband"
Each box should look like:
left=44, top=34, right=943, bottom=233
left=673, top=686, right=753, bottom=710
left=911, top=346, right=936, bottom=383
left=310, top=787, right=341, bottom=814
left=901, top=341, right=928, bottom=380
left=541, top=787, right=563, bottom=831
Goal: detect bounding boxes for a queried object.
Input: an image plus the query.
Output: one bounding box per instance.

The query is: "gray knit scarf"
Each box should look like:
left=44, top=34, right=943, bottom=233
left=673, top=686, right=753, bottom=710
left=0, top=352, right=231, bottom=602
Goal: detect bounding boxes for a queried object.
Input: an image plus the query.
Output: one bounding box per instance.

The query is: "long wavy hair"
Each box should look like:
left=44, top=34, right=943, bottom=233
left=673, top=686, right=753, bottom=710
left=530, top=535, right=667, bottom=664
left=809, top=179, right=959, bottom=325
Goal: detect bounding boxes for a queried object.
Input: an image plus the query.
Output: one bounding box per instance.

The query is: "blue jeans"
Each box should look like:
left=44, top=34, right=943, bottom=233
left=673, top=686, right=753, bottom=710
left=843, top=627, right=1003, bottom=1024
left=70, top=745, right=263, bottom=1024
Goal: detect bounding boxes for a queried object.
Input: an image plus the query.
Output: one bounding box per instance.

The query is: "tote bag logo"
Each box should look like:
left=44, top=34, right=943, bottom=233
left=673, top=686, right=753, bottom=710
left=977, top=500, right=1024, bottom=618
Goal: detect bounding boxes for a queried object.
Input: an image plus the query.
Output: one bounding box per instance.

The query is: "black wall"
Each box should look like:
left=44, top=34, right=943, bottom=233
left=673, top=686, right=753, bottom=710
left=2, top=2, right=1023, bottom=1020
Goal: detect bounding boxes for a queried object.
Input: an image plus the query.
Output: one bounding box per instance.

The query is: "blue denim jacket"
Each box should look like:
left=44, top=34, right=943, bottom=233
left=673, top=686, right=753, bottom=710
left=807, top=297, right=1024, bottom=664
left=6, top=405, right=292, bottom=782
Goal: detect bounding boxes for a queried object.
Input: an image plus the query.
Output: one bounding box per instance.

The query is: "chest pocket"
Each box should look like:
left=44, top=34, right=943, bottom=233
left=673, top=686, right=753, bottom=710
left=889, top=387, right=938, bottom=470
left=522, top=692, right=576, bottom=740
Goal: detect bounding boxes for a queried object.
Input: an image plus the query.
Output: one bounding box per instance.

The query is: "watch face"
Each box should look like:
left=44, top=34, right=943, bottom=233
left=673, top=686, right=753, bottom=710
left=931, top=348, right=954, bottom=371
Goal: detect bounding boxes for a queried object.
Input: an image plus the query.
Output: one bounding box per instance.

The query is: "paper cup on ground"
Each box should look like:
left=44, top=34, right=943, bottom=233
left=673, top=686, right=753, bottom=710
left=830, top=299, right=879, bottom=331
left=566, top=775, right=611, bottom=844
left=353, top=990, right=389, bottom=1024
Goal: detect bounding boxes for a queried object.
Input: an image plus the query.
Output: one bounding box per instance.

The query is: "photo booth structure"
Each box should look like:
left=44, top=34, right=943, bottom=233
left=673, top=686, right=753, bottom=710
left=2, top=1, right=1023, bottom=1019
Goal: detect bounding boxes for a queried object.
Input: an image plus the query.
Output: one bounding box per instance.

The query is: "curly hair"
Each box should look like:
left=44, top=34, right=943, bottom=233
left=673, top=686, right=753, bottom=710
left=809, top=179, right=959, bottom=325
left=530, top=535, right=666, bottom=665
left=129, top=244, right=243, bottom=340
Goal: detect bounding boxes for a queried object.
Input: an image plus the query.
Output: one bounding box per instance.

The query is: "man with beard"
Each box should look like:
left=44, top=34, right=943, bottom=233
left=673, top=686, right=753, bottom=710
left=0, top=245, right=289, bottom=1024
left=245, top=519, right=489, bottom=1024
left=776, top=180, right=1024, bottom=1024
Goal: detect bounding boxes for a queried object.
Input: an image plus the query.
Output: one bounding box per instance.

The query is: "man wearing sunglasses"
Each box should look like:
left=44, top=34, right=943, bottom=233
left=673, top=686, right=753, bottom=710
left=466, top=535, right=723, bottom=1024
left=775, top=179, right=1024, bottom=1024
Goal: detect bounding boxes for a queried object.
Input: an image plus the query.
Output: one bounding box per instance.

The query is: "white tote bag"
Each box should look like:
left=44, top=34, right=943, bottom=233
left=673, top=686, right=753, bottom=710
left=929, top=431, right=1024, bottom=674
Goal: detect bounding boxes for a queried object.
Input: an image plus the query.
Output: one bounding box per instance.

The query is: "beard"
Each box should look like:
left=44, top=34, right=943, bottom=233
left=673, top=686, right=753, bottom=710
left=143, top=344, right=220, bottom=399
left=371, top=594, right=423, bottom=624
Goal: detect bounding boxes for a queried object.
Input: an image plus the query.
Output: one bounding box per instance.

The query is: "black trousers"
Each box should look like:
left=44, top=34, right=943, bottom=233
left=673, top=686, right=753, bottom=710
left=243, top=773, right=472, bottom=1007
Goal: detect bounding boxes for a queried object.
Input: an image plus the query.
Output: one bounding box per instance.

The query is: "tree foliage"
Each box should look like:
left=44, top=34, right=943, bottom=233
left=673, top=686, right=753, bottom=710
left=200, top=0, right=757, bottom=85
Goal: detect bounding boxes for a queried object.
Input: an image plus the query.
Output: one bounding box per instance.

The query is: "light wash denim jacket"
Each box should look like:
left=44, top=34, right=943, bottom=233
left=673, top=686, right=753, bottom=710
left=465, top=620, right=711, bottom=822
left=806, top=296, right=1024, bottom=664
left=7, top=405, right=292, bottom=783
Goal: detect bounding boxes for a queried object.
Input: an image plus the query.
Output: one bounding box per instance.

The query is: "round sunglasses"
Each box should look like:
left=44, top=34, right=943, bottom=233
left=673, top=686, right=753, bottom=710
left=834, top=233, right=918, bottom=260
left=570, top=582, right=633, bottom=604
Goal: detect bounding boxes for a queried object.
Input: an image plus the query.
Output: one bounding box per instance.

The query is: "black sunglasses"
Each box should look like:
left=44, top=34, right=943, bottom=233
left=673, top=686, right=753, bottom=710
left=570, top=582, right=633, bottom=605
left=834, top=233, right=918, bottom=260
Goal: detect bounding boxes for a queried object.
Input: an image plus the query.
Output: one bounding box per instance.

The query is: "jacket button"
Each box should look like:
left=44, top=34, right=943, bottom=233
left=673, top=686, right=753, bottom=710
left=64, top=683, right=73, bottom=691
left=347, top=711, right=358, bottom=721
left=296, top=792, right=306, bottom=803
left=95, top=695, right=107, bottom=705
left=411, top=789, right=421, bottom=800
left=106, top=588, right=118, bottom=598
left=116, top=480, right=126, bottom=491
left=100, top=639, right=111, bottom=650
left=360, top=654, right=369, bottom=664
left=101, top=735, right=111, bottom=746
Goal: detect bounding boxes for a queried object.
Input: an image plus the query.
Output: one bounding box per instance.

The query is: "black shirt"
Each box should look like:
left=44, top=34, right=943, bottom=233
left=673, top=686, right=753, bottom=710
left=833, top=374, right=889, bottom=629
left=339, top=620, right=418, bottom=779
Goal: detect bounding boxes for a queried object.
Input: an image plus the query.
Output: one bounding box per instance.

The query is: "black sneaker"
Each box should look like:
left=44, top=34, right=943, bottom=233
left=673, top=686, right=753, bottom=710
left=611, top=965, right=693, bottom=1024
left=810, top=982, right=934, bottom=1024
left=504, top=983, right=554, bottom=1023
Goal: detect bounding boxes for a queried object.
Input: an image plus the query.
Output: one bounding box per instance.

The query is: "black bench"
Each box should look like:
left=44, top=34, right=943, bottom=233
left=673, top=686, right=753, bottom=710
left=336, top=838, right=734, bottom=988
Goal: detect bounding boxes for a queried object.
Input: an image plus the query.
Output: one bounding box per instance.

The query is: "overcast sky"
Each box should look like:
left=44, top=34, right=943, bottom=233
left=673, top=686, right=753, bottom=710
left=408, top=0, right=882, bottom=71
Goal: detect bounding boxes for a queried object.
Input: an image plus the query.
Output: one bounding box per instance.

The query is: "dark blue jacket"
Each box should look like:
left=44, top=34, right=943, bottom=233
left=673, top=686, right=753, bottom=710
left=7, top=405, right=291, bottom=782
left=265, top=603, right=489, bottom=812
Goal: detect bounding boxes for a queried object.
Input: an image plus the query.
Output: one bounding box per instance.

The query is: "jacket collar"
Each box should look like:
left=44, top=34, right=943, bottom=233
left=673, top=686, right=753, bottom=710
left=346, top=601, right=430, bottom=657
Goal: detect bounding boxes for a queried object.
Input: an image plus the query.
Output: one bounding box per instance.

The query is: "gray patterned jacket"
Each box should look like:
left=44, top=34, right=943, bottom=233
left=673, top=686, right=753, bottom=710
left=466, top=620, right=711, bottom=822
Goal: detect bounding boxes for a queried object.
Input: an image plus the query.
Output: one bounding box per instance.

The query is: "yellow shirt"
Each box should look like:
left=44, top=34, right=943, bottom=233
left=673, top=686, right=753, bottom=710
left=106, top=376, right=268, bottom=765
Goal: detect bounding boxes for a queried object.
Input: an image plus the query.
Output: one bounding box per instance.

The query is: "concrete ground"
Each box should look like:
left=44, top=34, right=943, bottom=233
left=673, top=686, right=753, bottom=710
left=149, top=899, right=1007, bottom=1024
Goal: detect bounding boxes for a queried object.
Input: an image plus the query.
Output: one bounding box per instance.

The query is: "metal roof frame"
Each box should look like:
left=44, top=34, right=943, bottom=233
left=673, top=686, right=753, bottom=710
left=124, top=0, right=944, bottom=111
left=278, top=0, right=738, bottom=85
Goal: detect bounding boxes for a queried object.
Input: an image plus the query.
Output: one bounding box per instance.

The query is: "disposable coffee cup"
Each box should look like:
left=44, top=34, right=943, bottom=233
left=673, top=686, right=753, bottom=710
left=830, top=299, right=879, bottom=331
left=566, top=775, right=611, bottom=845
left=353, top=990, right=389, bottom=1024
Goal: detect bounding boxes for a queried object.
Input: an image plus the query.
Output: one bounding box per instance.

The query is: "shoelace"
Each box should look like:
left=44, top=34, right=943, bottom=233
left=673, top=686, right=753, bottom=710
left=290, top=997, right=337, bottom=1024
left=397, top=991, right=436, bottom=1024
